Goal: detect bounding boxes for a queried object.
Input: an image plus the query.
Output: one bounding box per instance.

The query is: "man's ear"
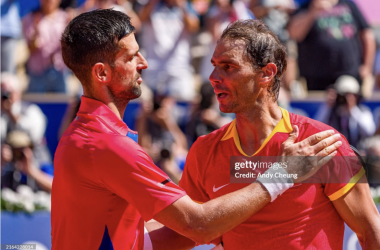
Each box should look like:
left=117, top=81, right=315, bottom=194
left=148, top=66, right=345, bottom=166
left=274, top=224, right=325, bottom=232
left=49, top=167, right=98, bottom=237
left=258, top=63, right=277, bottom=86
left=92, top=63, right=112, bottom=84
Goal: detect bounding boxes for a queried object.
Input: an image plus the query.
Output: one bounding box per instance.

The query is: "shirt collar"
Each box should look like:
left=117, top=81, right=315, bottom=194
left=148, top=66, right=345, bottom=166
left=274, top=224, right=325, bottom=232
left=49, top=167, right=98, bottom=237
left=78, top=96, right=130, bottom=136
left=221, top=107, right=293, bottom=156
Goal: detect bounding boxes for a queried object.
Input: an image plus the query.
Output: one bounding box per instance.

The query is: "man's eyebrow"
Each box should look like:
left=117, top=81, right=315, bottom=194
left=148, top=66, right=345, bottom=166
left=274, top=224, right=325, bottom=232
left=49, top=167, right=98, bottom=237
left=211, top=58, right=238, bottom=65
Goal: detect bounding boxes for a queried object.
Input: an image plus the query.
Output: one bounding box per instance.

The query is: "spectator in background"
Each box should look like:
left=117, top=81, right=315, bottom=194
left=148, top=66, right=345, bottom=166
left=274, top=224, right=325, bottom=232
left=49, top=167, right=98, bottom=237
left=83, top=0, right=141, bottom=31
left=249, top=0, right=294, bottom=43
left=1, top=74, right=53, bottom=192
left=200, top=0, right=253, bottom=82
left=287, top=0, right=376, bottom=91
left=249, top=0, right=297, bottom=91
left=1, top=0, right=22, bottom=73
left=0, top=73, right=51, bottom=165
left=60, top=0, right=78, bottom=19
left=139, top=0, right=199, bottom=101
left=135, top=94, right=188, bottom=183
left=22, top=0, right=69, bottom=93
left=186, top=83, right=232, bottom=143
left=1, top=131, right=53, bottom=192
left=315, top=75, right=376, bottom=147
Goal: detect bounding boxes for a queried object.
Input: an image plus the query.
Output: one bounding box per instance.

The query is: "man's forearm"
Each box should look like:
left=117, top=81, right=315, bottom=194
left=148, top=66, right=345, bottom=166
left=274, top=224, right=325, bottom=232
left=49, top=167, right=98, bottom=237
left=288, top=10, right=318, bottom=42
left=360, top=29, right=376, bottom=71
left=154, top=182, right=270, bottom=244
left=28, top=167, right=53, bottom=192
left=146, top=220, right=196, bottom=250
left=139, top=0, right=159, bottom=23
left=181, top=8, right=199, bottom=33
left=350, top=106, right=376, bottom=136
left=193, top=182, right=270, bottom=242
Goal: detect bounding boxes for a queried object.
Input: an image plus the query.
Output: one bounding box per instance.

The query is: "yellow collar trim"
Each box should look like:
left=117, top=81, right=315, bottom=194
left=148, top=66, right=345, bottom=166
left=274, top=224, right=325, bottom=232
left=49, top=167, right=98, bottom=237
left=221, top=107, right=293, bottom=156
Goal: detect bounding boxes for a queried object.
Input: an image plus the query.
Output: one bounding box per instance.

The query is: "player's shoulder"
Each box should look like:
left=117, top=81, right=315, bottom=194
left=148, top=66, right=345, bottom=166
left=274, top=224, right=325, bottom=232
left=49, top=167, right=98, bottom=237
left=289, top=112, right=336, bottom=132
left=289, top=112, right=353, bottom=155
left=191, top=121, right=233, bottom=151
left=96, top=133, right=142, bottom=153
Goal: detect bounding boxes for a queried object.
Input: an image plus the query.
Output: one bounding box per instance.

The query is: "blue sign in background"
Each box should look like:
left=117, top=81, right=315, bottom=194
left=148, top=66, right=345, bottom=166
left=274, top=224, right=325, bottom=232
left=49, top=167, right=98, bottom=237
left=17, top=0, right=87, bottom=17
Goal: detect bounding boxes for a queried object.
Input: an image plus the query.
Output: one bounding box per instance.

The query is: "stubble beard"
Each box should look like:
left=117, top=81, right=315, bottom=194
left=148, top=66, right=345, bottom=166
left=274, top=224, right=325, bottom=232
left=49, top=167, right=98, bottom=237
left=218, top=99, right=239, bottom=114
left=109, top=72, right=142, bottom=107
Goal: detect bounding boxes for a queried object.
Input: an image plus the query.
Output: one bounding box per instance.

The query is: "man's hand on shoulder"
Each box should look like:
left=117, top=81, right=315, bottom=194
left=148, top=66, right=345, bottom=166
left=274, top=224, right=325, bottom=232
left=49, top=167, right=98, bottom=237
left=279, top=125, right=342, bottom=182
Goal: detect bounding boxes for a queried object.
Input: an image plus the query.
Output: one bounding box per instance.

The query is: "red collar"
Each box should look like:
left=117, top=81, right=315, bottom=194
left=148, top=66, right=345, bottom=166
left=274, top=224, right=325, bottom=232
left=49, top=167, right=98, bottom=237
left=78, top=96, right=130, bottom=135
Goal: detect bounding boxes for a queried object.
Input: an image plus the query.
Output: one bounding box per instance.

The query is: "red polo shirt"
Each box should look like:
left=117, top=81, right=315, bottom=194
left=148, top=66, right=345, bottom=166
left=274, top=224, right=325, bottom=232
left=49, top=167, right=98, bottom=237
left=180, top=108, right=364, bottom=250
left=52, top=96, right=186, bottom=250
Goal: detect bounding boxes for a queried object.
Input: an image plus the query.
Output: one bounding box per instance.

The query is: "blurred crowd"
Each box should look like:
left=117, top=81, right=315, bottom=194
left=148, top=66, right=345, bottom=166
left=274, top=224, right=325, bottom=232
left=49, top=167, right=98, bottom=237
left=1, top=0, right=380, bottom=193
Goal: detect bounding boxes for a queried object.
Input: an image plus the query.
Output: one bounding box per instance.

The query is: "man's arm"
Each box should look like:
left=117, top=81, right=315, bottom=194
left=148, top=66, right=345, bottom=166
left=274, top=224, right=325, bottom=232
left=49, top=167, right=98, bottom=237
left=332, top=176, right=380, bottom=249
left=359, top=29, right=376, bottom=79
left=145, top=219, right=199, bottom=250
left=152, top=128, right=342, bottom=245
left=176, top=0, right=199, bottom=33
left=287, top=0, right=334, bottom=42
left=139, top=0, right=160, bottom=23
left=153, top=183, right=270, bottom=245
left=287, top=9, right=318, bottom=42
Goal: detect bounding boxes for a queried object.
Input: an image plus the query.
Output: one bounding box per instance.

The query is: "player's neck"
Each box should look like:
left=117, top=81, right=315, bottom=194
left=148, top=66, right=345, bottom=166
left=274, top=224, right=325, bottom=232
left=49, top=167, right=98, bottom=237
left=83, top=88, right=128, bottom=121
left=235, top=103, right=282, bottom=156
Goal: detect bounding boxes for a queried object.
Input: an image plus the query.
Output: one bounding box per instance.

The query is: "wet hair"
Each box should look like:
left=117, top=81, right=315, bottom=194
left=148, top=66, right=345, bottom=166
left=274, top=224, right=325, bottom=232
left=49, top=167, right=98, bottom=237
left=220, top=19, right=287, bottom=101
left=61, top=9, right=135, bottom=86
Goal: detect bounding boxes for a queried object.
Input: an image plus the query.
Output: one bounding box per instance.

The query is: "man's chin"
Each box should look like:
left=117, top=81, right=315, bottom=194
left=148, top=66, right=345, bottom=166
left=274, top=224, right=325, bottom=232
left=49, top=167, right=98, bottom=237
left=219, top=104, right=234, bottom=114
left=130, top=91, right=142, bottom=100
left=128, top=88, right=142, bottom=100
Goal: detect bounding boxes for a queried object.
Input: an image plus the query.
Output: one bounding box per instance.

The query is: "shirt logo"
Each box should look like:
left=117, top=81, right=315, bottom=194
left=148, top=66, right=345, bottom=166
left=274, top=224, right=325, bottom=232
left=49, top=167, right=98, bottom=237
left=213, top=183, right=229, bottom=192
left=157, top=178, right=171, bottom=188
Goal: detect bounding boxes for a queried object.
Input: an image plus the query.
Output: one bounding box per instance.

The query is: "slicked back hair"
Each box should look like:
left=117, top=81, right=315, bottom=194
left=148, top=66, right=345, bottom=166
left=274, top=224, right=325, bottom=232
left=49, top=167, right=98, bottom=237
left=61, top=9, right=135, bottom=86
left=220, top=19, right=287, bottom=101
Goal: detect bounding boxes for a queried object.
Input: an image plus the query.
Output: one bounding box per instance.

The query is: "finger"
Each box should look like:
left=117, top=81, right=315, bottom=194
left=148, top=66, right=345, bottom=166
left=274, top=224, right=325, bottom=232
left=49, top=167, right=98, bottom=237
left=302, top=129, right=335, bottom=147
left=283, top=125, right=299, bottom=145
left=312, top=134, right=341, bottom=154
left=22, top=147, right=34, bottom=160
left=315, top=140, right=342, bottom=157
left=316, top=150, right=338, bottom=167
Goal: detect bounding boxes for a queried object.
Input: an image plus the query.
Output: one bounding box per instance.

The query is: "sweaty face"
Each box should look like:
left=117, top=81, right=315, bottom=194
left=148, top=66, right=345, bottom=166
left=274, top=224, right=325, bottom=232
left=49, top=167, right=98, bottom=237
left=210, top=39, right=260, bottom=114
left=108, top=33, right=148, bottom=105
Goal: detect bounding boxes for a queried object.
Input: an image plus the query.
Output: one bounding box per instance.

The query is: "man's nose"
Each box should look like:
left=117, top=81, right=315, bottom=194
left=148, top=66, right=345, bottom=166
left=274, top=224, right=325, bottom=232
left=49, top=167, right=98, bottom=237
left=209, top=68, right=222, bottom=87
left=137, top=52, right=148, bottom=70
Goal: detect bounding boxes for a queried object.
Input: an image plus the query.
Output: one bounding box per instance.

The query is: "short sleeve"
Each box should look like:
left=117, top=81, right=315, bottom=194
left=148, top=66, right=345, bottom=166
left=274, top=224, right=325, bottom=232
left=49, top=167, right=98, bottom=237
left=317, top=137, right=365, bottom=201
left=179, top=140, right=210, bottom=203
left=95, top=135, right=186, bottom=221
left=346, top=0, right=369, bottom=31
